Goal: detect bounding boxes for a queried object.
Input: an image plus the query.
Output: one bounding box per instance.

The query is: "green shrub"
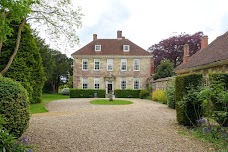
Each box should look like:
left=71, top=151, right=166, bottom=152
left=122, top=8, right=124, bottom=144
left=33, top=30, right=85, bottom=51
left=177, top=86, right=203, bottom=126
left=175, top=73, right=203, bottom=126
left=139, top=90, right=150, bottom=99
left=0, top=77, right=30, bottom=138
left=70, top=89, right=105, bottom=98
left=0, top=115, right=32, bottom=152
left=115, top=89, right=141, bottom=98
left=61, top=88, right=70, bottom=95
left=209, top=73, right=228, bottom=111
left=166, top=78, right=176, bottom=109
left=152, top=89, right=167, bottom=104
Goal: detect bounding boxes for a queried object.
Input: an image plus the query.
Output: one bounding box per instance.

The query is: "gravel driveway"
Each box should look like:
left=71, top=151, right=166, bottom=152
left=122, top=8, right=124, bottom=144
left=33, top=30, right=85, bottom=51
left=23, top=98, right=213, bottom=152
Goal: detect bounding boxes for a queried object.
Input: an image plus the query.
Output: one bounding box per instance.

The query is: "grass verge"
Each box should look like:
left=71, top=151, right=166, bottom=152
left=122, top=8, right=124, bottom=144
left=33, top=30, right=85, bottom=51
left=30, top=94, right=69, bottom=114
left=90, top=99, right=133, bottom=105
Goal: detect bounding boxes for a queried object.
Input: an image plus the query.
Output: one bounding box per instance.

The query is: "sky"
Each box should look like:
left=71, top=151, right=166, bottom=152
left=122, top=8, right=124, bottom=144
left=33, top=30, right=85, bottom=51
left=48, top=0, right=228, bottom=56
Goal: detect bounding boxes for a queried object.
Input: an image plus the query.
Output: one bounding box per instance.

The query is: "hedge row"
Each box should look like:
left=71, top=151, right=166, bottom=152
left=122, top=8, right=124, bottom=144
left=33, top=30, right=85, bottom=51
left=115, top=89, right=141, bottom=98
left=70, top=89, right=106, bottom=98
left=175, top=73, right=203, bottom=126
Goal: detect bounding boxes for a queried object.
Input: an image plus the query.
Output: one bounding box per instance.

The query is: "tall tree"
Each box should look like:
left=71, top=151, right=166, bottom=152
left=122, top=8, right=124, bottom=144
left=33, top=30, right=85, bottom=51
left=0, top=24, right=45, bottom=103
left=34, top=35, right=73, bottom=93
left=148, top=32, right=203, bottom=68
left=0, top=0, right=82, bottom=75
left=154, top=59, right=174, bottom=80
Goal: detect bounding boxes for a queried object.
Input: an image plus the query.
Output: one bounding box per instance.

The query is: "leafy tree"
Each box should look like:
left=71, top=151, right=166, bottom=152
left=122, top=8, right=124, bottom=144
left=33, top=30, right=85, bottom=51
left=0, top=0, right=82, bottom=75
left=34, top=35, right=73, bottom=93
left=154, top=59, right=174, bottom=80
left=49, top=50, right=73, bottom=93
left=0, top=24, right=45, bottom=103
left=149, top=32, right=203, bottom=68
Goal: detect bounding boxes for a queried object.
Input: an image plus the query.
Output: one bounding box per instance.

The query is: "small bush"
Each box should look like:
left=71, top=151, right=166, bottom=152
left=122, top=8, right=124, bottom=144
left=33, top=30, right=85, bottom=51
left=70, top=89, right=105, bottom=98
left=175, top=73, right=203, bottom=126
left=139, top=90, right=149, bottom=99
left=176, top=86, right=203, bottom=126
left=166, top=78, right=176, bottom=109
left=0, top=77, right=30, bottom=138
left=61, top=88, right=70, bottom=95
left=152, top=89, right=167, bottom=104
left=115, top=89, right=141, bottom=98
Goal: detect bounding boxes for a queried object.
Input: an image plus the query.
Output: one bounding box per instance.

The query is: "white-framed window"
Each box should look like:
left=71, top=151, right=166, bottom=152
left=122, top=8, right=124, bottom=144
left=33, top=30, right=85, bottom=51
left=82, top=59, right=88, bottom=71
left=123, top=45, right=130, bottom=52
left=134, top=78, right=140, bottom=90
left=94, top=78, right=100, bottom=89
left=82, top=78, right=88, bottom=89
left=133, top=59, right=140, bottom=71
left=120, top=79, right=126, bottom=89
left=107, top=59, right=113, bottom=71
left=121, top=59, right=127, bottom=71
left=95, top=45, right=101, bottom=51
left=94, top=59, right=100, bottom=71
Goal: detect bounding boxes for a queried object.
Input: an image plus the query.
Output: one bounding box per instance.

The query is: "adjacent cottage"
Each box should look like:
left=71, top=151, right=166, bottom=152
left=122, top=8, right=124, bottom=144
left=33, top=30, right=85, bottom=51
left=71, top=31, right=154, bottom=96
left=175, top=31, right=228, bottom=75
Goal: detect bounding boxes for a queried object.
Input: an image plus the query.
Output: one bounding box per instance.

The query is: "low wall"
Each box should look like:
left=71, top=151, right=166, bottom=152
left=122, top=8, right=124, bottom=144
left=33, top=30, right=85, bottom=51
left=151, top=77, right=172, bottom=92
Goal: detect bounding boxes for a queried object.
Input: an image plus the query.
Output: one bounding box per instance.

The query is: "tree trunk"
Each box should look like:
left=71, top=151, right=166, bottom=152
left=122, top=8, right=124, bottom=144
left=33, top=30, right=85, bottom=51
left=0, top=18, right=26, bottom=76
left=0, top=40, right=2, bottom=55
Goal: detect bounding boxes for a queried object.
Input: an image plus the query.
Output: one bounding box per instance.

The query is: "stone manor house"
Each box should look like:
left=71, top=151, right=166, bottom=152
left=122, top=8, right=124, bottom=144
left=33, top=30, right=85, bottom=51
left=71, top=31, right=153, bottom=96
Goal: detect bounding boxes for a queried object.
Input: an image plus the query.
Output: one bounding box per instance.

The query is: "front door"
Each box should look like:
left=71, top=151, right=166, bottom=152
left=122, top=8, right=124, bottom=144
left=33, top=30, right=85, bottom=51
left=108, top=84, right=112, bottom=94
left=106, top=81, right=113, bottom=94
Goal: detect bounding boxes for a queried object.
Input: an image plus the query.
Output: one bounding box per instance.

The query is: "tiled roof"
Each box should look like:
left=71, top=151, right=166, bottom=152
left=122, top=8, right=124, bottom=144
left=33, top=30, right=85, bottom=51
left=175, top=31, right=228, bottom=71
left=71, top=39, right=151, bottom=56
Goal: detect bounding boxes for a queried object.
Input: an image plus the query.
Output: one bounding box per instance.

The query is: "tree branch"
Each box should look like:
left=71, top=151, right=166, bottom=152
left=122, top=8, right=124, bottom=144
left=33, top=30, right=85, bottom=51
left=0, top=18, right=26, bottom=76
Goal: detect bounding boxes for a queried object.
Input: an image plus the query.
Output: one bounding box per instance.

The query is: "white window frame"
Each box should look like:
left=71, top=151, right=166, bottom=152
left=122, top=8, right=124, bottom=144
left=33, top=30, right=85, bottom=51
left=107, top=59, right=113, bottom=71
left=94, top=78, right=100, bottom=89
left=123, top=45, right=130, bottom=52
left=121, top=59, right=127, bottom=71
left=95, top=45, right=101, bottom=51
left=120, top=79, right=126, bottom=89
left=94, top=59, right=100, bottom=71
left=133, top=59, right=140, bottom=71
left=82, top=59, right=88, bottom=71
left=134, top=78, right=140, bottom=90
left=82, top=78, right=88, bottom=89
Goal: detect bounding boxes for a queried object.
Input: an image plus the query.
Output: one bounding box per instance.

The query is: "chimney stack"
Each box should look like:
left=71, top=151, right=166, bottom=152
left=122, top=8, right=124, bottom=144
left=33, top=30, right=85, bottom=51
left=183, top=44, right=190, bottom=64
left=201, top=35, right=208, bottom=49
left=93, top=34, right=97, bottom=41
left=117, top=30, right=122, bottom=39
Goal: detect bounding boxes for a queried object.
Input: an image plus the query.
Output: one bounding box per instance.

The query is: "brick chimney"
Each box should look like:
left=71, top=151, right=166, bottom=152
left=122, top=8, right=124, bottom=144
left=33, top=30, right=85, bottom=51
left=93, top=34, right=97, bottom=40
left=117, top=30, right=122, bottom=39
left=201, top=35, right=208, bottom=49
left=183, top=44, right=190, bottom=64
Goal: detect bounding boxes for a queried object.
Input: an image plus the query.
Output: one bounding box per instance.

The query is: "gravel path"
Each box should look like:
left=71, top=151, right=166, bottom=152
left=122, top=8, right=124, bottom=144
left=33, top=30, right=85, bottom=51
left=23, top=98, right=213, bottom=152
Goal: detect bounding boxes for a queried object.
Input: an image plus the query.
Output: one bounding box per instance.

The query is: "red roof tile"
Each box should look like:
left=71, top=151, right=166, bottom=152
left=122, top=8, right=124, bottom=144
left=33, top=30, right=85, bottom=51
left=72, top=39, right=151, bottom=56
left=175, top=31, right=228, bottom=71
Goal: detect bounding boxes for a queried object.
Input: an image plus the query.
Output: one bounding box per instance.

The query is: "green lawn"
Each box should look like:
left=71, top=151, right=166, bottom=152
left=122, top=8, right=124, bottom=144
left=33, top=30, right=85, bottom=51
left=30, top=94, right=70, bottom=114
left=90, top=99, right=133, bottom=105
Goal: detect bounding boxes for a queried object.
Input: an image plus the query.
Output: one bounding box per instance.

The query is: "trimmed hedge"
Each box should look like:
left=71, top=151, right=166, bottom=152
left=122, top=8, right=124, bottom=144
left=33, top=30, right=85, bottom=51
left=0, top=76, right=30, bottom=138
left=175, top=73, right=203, bottom=126
left=70, top=89, right=105, bottom=98
left=209, top=73, right=228, bottom=111
left=115, top=89, right=141, bottom=98
left=209, top=73, right=228, bottom=126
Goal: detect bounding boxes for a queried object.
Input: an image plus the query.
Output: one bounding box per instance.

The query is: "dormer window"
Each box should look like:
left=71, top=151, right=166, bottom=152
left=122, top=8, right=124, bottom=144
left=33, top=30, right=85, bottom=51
left=95, top=45, right=101, bottom=51
left=123, top=45, right=130, bottom=52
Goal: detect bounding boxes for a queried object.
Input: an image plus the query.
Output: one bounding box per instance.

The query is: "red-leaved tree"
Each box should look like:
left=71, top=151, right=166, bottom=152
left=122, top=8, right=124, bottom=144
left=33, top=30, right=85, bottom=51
left=148, top=32, right=203, bottom=68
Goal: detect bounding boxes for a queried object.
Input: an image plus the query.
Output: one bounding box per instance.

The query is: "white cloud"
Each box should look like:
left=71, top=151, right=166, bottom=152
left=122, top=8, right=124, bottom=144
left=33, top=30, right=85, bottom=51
left=45, top=0, right=228, bottom=56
